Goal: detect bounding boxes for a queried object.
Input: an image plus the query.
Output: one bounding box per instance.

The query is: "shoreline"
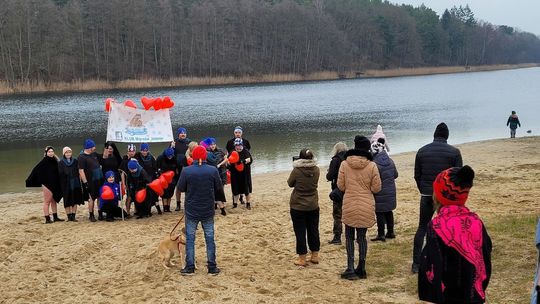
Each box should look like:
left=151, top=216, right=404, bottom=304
left=0, top=63, right=538, bottom=96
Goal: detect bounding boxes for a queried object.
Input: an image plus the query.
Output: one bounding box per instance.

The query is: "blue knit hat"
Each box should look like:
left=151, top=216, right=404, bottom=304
left=140, top=143, right=149, bottom=151
left=84, top=139, right=96, bottom=149
left=105, top=171, right=115, bottom=179
left=128, top=159, right=139, bottom=170
left=204, top=137, right=216, bottom=146
left=165, top=147, right=175, bottom=158
left=177, top=127, right=187, bottom=135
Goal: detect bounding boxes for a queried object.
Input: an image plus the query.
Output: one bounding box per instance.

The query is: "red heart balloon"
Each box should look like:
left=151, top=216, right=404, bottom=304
left=161, top=171, right=174, bottom=184
left=105, top=98, right=115, bottom=112
left=226, top=170, right=231, bottom=184
left=141, top=96, right=153, bottom=110
left=135, top=188, right=147, bottom=203
left=159, top=175, right=168, bottom=188
left=228, top=151, right=240, bottom=164
left=153, top=97, right=162, bottom=110
left=235, top=163, right=244, bottom=172
left=101, top=185, right=114, bottom=200
left=124, top=100, right=137, bottom=109
left=162, top=96, right=174, bottom=108
left=187, top=157, right=193, bottom=166
left=148, top=179, right=164, bottom=196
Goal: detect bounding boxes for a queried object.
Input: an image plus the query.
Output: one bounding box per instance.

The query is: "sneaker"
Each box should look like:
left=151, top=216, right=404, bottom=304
left=385, top=232, right=396, bottom=239
left=370, top=236, right=386, bottom=242
left=411, top=263, right=420, bottom=274
left=208, top=267, right=221, bottom=276
left=328, top=235, right=342, bottom=245
left=340, top=269, right=359, bottom=280
left=180, top=267, right=195, bottom=276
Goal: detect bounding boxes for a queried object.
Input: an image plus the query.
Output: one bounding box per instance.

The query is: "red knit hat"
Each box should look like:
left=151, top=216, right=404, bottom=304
left=433, top=166, right=475, bottom=206
left=192, top=146, right=207, bottom=161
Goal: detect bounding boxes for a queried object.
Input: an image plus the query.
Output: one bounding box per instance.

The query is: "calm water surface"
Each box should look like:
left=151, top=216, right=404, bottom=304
left=1, top=67, right=539, bottom=193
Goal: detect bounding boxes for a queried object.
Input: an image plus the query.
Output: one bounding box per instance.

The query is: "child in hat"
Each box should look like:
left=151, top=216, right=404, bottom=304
left=99, top=171, right=124, bottom=222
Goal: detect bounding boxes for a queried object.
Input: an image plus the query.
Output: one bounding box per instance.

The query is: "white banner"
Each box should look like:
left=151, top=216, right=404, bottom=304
left=106, top=102, right=173, bottom=143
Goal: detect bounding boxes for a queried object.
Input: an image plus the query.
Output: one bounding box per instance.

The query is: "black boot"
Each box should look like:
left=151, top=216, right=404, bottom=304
left=71, top=213, right=78, bottom=222
left=328, top=234, right=342, bottom=245
left=53, top=213, right=64, bottom=222
left=220, top=207, right=227, bottom=216
left=89, top=212, right=97, bottom=222
left=164, top=205, right=171, bottom=213
left=246, top=202, right=251, bottom=210
left=44, top=216, right=53, bottom=224
left=98, top=210, right=104, bottom=221
left=385, top=231, right=396, bottom=239
left=370, top=235, right=386, bottom=242
left=240, top=195, right=245, bottom=205
left=175, top=203, right=181, bottom=211
left=355, top=260, right=367, bottom=279
left=66, top=213, right=72, bottom=222
left=232, top=202, right=238, bottom=208
left=156, top=205, right=162, bottom=215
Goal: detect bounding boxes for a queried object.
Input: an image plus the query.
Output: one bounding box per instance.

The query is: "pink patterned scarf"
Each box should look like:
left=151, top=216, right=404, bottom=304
left=432, top=205, right=487, bottom=299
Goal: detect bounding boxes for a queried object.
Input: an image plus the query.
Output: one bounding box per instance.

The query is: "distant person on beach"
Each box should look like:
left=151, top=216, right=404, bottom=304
left=337, top=136, right=381, bottom=280
left=507, top=110, right=521, bottom=138
left=78, top=139, right=104, bottom=222
left=178, top=146, right=223, bottom=276
left=287, top=148, right=320, bottom=267
left=228, top=138, right=253, bottom=209
left=156, top=147, right=180, bottom=213
left=173, top=127, right=191, bottom=211
left=418, top=166, right=492, bottom=303
left=412, top=123, right=462, bottom=274
left=532, top=218, right=540, bottom=304
left=370, top=138, right=398, bottom=242
left=136, top=143, right=161, bottom=215
left=370, top=125, right=390, bottom=152
left=119, top=144, right=137, bottom=217
left=326, top=142, right=348, bottom=245
left=98, top=171, right=126, bottom=222
left=58, top=147, right=84, bottom=222
left=26, top=146, right=64, bottom=224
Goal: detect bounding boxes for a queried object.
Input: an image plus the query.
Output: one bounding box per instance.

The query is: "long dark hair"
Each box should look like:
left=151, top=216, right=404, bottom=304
left=105, top=141, right=123, bottom=164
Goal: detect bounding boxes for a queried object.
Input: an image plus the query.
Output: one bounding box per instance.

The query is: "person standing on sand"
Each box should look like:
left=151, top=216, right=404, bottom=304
left=326, top=142, right=348, bottom=245
left=337, top=136, right=381, bottom=280
left=156, top=147, right=180, bottom=213
left=226, top=126, right=252, bottom=205
left=507, top=110, right=521, bottom=138
left=78, top=139, right=104, bottom=222
left=228, top=138, right=254, bottom=209
left=411, top=123, right=462, bottom=274
left=173, top=127, right=192, bottom=211
left=418, top=165, right=492, bottom=303
left=26, top=146, right=64, bottom=224
left=58, top=147, right=84, bottom=222
left=178, top=146, right=223, bottom=276
left=287, top=148, right=321, bottom=267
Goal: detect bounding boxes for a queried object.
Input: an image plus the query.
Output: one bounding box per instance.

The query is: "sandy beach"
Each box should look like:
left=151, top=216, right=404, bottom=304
left=0, top=136, right=538, bottom=303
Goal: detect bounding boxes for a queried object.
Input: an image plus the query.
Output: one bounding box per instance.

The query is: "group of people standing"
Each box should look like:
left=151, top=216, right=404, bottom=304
left=286, top=123, right=493, bottom=303
left=26, top=126, right=254, bottom=224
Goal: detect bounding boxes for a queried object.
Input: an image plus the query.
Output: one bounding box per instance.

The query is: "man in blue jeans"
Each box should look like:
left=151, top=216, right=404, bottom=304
left=178, top=146, right=223, bottom=276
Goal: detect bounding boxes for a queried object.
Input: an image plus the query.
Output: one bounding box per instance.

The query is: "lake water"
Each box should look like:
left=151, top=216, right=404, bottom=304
left=1, top=67, right=539, bottom=193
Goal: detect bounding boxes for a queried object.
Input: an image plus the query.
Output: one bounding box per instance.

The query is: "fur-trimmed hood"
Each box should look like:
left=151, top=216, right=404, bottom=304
left=293, top=158, right=317, bottom=168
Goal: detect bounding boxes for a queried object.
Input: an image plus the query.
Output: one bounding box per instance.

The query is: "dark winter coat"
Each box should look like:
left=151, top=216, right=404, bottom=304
left=208, top=147, right=227, bottom=185
left=373, top=151, right=398, bottom=212
left=178, top=162, right=223, bottom=221
left=326, top=151, right=346, bottom=190
left=136, top=152, right=158, bottom=179
left=26, top=156, right=63, bottom=203
left=506, top=114, right=521, bottom=129
left=287, top=159, right=320, bottom=211
left=228, top=148, right=253, bottom=195
left=226, top=137, right=251, bottom=154
left=58, top=157, right=84, bottom=207
left=156, top=153, right=180, bottom=199
left=126, top=165, right=152, bottom=199
left=419, top=222, right=492, bottom=303
left=99, top=154, right=121, bottom=182
left=98, top=182, right=121, bottom=210
left=414, top=138, right=462, bottom=195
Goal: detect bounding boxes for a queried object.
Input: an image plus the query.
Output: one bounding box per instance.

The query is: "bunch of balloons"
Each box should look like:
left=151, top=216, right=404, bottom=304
left=105, top=96, right=175, bottom=112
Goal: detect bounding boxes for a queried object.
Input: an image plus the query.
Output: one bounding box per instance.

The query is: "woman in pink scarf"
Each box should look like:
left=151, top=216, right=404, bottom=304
left=418, top=165, right=492, bottom=303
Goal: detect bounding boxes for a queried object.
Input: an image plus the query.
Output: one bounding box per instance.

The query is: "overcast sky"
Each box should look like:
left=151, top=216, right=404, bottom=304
left=392, top=0, right=540, bottom=35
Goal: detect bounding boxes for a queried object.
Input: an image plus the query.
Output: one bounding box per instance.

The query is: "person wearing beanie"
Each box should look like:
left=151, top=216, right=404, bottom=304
left=287, top=148, right=321, bottom=267
left=178, top=145, right=224, bottom=276
left=506, top=110, right=521, bottom=138
left=228, top=138, right=254, bottom=210
left=205, top=138, right=228, bottom=216
left=78, top=139, right=103, bottom=222
left=135, top=143, right=161, bottom=215
left=98, top=171, right=126, bottom=221
left=172, top=127, right=192, bottom=211
left=337, top=135, right=382, bottom=280
left=226, top=126, right=252, bottom=154
left=26, top=146, right=64, bottom=224
left=119, top=143, right=138, bottom=217
left=418, top=166, right=492, bottom=303
left=157, top=147, right=181, bottom=212
left=126, top=159, right=153, bottom=219
left=412, top=123, right=462, bottom=274
left=326, top=142, right=348, bottom=245
left=370, top=125, right=390, bottom=152
left=58, top=147, right=84, bottom=222
left=99, top=142, right=122, bottom=184
left=370, top=138, right=399, bottom=242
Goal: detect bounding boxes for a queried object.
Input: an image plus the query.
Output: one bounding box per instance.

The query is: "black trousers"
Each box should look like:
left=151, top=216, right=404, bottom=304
left=332, top=200, right=343, bottom=236
left=413, top=196, right=435, bottom=265
left=375, top=211, right=394, bottom=237
left=345, top=225, right=368, bottom=270
left=290, top=208, right=320, bottom=255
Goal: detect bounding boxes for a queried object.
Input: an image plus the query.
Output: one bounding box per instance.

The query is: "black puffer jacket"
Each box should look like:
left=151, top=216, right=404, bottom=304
left=373, top=151, right=398, bottom=212
left=326, top=151, right=346, bottom=190
left=414, top=138, right=462, bottom=195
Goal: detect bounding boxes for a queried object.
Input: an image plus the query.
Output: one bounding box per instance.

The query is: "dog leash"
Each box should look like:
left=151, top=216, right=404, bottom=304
left=170, top=214, right=185, bottom=242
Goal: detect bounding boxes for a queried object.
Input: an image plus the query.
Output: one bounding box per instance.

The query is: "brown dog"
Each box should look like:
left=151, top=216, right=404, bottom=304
left=157, top=227, right=186, bottom=269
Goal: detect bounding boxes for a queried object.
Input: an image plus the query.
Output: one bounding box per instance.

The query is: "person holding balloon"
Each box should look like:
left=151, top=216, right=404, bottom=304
left=228, top=138, right=253, bottom=210
left=126, top=159, right=153, bottom=219
left=136, top=143, right=161, bottom=215
left=156, top=147, right=180, bottom=212
left=99, top=171, right=125, bottom=222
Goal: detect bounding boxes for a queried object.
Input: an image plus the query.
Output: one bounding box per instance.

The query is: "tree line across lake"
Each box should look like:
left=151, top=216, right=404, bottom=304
left=1, top=0, right=540, bottom=85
